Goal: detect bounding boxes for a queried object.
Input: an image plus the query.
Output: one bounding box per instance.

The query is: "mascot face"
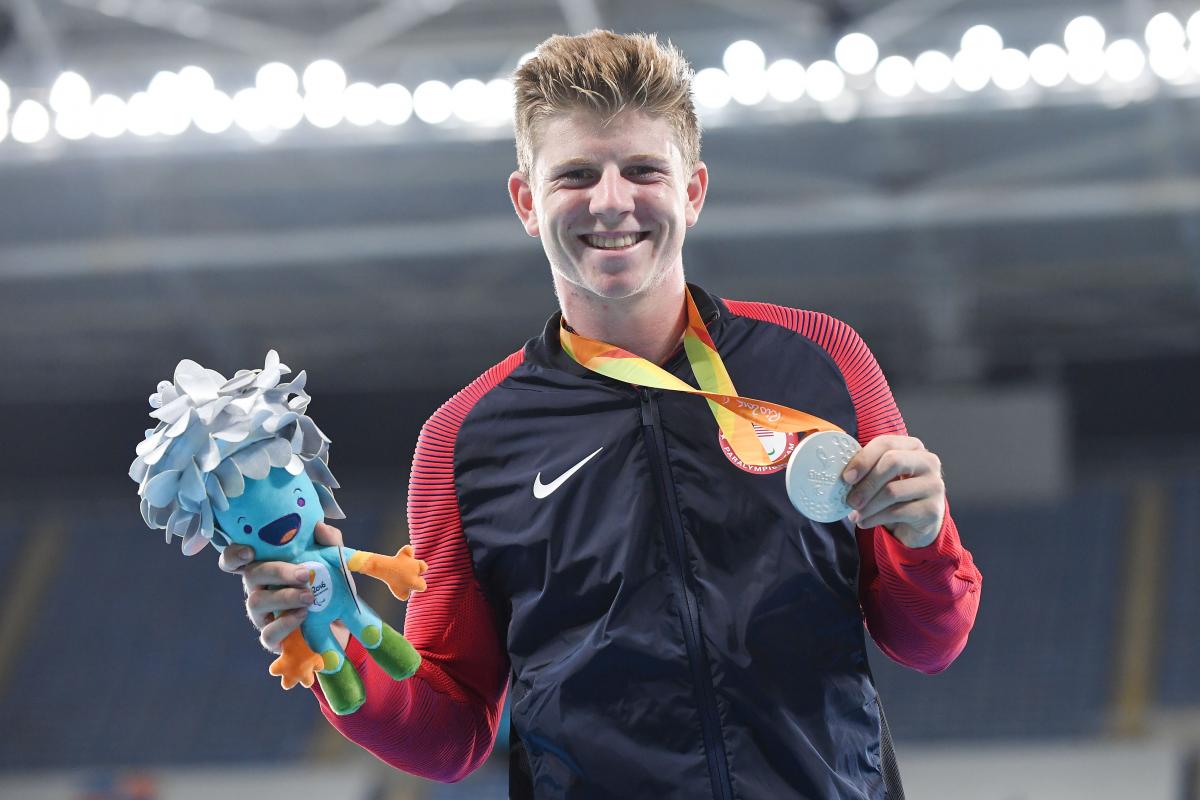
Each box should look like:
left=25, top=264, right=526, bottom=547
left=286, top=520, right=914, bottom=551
left=214, top=467, right=323, bottom=559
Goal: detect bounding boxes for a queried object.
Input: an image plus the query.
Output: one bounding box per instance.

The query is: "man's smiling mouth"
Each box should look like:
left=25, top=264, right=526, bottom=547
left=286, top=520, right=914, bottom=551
left=580, top=232, right=650, bottom=250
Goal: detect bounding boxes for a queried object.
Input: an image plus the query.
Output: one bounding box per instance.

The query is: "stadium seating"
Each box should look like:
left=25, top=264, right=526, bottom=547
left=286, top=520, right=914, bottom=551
left=870, top=487, right=1126, bottom=741
left=0, top=491, right=392, bottom=769
left=1156, top=475, right=1200, bottom=707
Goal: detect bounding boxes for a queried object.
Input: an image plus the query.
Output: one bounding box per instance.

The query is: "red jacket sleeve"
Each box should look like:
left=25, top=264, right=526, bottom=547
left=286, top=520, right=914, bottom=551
left=724, top=300, right=982, bottom=675
left=310, top=352, right=524, bottom=781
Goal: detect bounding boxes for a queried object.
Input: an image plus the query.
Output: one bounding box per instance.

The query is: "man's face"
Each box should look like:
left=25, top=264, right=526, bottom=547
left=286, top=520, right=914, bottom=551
left=509, top=110, right=707, bottom=302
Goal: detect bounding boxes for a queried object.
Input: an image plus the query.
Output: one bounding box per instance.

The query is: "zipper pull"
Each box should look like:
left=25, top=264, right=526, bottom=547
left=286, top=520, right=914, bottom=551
left=639, top=388, right=656, bottom=427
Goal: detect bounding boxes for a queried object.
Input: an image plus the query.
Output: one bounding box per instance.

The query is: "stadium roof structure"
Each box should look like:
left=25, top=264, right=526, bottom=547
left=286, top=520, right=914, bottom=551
left=0, top=0, right=1197, bottom=401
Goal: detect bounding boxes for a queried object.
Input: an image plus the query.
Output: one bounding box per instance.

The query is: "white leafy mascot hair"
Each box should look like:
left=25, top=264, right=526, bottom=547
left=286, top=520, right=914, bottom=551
left=130, top=350, right=344, bottom=555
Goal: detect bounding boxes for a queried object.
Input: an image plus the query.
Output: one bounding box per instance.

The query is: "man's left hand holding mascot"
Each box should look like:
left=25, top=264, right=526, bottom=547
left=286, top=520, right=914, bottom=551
left=130, top=350, right=427, bottom=715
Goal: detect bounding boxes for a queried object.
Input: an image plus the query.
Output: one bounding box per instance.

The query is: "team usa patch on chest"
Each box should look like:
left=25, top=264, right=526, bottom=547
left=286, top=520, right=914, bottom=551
left=718, top=424, right=799, bottom=474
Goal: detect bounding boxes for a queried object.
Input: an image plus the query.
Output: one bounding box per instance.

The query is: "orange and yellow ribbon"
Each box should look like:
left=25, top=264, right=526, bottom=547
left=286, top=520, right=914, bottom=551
left=560, top=289, right=845, bottom=467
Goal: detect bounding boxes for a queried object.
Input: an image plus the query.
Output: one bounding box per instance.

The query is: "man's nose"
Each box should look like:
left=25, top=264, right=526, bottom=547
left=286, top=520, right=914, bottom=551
left=589, top=166, right=635, bottom=220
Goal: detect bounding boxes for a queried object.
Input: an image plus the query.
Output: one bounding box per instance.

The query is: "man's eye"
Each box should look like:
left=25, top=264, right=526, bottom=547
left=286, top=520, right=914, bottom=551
left=627, top=166, right=660, bottom=176
left=559, top=170, right=592, bottom=182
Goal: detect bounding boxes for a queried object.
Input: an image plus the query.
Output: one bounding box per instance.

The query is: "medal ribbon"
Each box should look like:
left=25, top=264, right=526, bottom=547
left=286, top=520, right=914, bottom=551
left=560, top=289, right=846, bottom=466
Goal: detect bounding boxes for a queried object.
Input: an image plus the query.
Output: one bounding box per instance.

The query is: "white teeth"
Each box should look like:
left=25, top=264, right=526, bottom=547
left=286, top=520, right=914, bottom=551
left=584, top=233, right=641, bottom=249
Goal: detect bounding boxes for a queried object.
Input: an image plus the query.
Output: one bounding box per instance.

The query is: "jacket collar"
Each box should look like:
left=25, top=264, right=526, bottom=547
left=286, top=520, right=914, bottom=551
left=527, top=283, right=727, bottom=380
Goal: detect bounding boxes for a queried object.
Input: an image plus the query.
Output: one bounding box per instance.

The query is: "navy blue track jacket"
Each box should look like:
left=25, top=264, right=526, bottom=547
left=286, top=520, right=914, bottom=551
left=314, top=284, right=982, bottom=800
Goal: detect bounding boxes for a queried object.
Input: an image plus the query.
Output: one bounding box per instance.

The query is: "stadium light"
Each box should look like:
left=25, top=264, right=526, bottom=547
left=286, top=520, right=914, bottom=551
left=302, top=59, right=347, bottom=96
left=724, top=40, right=766, bottom=76
left=482, top=78, right=514, bottom=125
left=835, top=33, right=878, bottom=75
left=731, top=71, right=768, bottom=106
left=177, top=66, right=215, bottom=101
left=992, top=48, right=1031, bottom=90
left=343, top=82, right=380, bottom=126
left=451, top=78, right=488, bottom=123
left=376, top=83, right=413, bottom=126
left=257, top=62, right=298, bottom=96
left=806, top=60, right=845, bottom=102
left=147, top=70, right=179, bottom=98
left=233, top=88, right=270, bottom=132
left=1068, top=47, right=1106, bottom=85
left=145, top=71, right=191, bottom=135
left=875, top=55, right=915, bottom=97
left=413, top=80, right=453, bottom=124
left=4, top=6, right=1200, bottom=152
left=961, top=24, right=1004, bottom=59
left=193, top=90, right=234, bottom=134
left=1149, top=45, right=1189, bottom=80
left=952, top=50, right=991, bottom=91
left=693, top=68, right=733, bottom=109
left=54, top=110, right=91, bottom=141
left=1145, top=12, right=1186, bottom=51
left=303, top=92, right=343, bottom=129
left=914, top=50, right=954, bottom=93
left=766, top=59, right=805, bottom=102
left=126, top=92, right=159, bottom=136
left=91, top=94, right=129, bottom=138
left=1065, top=16, right=1106, bottom=53
left=12, top=100, right=50, bottom=144
left=1105, top=39, right=1147, bottom=83
left=262, top=90, right=304, bottom=130
left=49, top=71, right=91, bottom=115
left=1029, top=44, right=1070, bottom=87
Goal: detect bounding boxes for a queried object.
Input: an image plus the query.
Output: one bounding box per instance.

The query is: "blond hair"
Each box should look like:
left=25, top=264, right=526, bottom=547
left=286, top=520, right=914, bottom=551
left=512, top=30, right=701, bottom=177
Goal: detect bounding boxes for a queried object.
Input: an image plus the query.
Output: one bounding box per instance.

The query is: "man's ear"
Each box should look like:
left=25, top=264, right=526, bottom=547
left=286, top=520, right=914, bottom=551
left=509, top=170, right=540, bottom=237
left=684, top=160, right=709, bottom=227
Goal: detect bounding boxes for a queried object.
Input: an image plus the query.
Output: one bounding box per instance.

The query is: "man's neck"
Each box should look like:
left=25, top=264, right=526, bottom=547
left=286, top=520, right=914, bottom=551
left=557, top=277, right=688, bottom=366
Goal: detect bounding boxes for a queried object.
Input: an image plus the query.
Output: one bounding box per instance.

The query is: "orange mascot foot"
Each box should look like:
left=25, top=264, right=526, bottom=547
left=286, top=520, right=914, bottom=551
left=269, top=628, right=325, bottom=689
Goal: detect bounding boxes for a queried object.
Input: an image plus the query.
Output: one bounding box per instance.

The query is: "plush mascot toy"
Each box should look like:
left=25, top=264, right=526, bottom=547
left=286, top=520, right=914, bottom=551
left=129, top=350, right=426, bottom=715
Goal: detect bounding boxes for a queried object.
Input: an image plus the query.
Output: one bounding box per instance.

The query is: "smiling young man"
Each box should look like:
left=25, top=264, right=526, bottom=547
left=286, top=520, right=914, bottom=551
left=222, top=30, right=981, bottom=799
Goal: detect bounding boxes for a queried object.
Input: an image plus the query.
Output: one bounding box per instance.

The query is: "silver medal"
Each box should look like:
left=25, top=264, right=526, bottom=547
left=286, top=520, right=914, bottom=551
left=784, top=430, right=861, bottom=523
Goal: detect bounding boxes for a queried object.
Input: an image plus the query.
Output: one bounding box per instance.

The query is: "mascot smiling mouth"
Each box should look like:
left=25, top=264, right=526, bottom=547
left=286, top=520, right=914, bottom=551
left=259, top=513, right=301, bottom=545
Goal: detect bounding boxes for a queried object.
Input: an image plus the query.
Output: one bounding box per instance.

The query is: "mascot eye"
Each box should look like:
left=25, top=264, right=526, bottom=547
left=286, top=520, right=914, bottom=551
left=243, top=524, right=253, bottom=534
left=297, top=497, right=306, bottom=507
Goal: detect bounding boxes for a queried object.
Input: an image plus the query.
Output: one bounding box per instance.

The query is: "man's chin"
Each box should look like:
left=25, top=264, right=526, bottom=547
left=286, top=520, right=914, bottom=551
left=554, top=268, right=645, bottom=302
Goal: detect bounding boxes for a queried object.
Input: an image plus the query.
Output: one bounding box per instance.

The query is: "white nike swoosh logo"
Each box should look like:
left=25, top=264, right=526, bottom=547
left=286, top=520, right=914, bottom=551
left=533, top=446, right=604, bottom=499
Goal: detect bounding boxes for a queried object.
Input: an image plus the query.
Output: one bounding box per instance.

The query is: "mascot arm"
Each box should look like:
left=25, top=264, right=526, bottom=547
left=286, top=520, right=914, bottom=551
left=346, top=545, right=429, bottom=601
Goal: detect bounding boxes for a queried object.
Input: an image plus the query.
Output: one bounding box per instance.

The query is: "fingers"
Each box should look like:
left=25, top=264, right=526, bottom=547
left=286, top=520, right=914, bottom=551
left=247, top=584, right=315, bottom=628
left=242, top=560, right=314, bottom=590
left=851, top=473, right=940, bottom=525
left=841, top=435, right=946, bottom=547
left=217, top=544, right=256, bottom=574
left=844, top=441, right=936, bottom=510
left=260, top=609, right=308, bottom=653
left=314, top=522, right=344, bottom=547
left=842, top=435, right=915, bottom=484
left=853, top=493, right=943, bottom=531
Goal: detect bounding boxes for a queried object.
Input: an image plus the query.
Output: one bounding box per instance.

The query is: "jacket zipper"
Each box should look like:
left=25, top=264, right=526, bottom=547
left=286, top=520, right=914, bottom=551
left=639, top=388, right=735, bottom=800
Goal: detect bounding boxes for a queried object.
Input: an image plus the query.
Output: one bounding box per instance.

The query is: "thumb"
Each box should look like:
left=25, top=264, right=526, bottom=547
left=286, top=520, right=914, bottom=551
left=314, top=521, right=344, bottom=547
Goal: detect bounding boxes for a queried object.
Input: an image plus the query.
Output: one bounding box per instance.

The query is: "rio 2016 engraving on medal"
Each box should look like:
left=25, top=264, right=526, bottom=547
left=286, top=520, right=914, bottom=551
left=784, top=430, right=862, bottom=523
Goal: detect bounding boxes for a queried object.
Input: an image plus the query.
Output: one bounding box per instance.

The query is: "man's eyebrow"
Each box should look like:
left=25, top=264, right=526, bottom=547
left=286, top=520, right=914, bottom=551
left=547, top=157, right=592, bottom=172
left=546, top=153, right=672, bottom=173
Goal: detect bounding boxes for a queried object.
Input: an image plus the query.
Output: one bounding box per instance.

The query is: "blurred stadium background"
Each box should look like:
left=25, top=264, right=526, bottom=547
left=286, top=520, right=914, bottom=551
left=1, top=0, right=1198, bottom=797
